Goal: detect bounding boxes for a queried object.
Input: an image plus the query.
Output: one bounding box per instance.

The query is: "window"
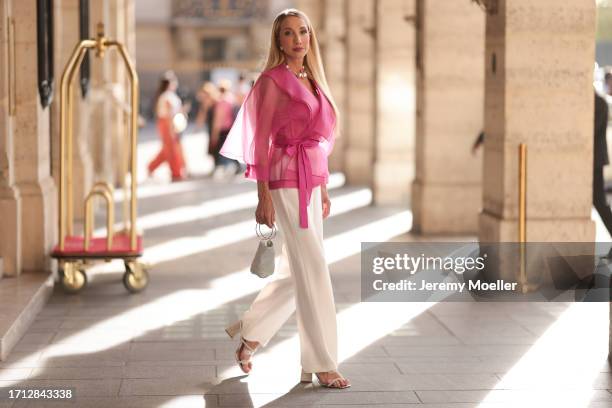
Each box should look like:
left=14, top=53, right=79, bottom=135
left=202, top=38, right=226, bottom=62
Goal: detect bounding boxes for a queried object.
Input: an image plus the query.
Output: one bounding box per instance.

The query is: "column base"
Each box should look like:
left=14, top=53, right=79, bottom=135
left=0, top=185, right=21, bottom=276
left=411, top=179, right=481, bottom=234
left=478, top=211, right=596, bottom=242
left=17, top=177, right=57, bottom=273
left=0, top=273, right=54, bottom=361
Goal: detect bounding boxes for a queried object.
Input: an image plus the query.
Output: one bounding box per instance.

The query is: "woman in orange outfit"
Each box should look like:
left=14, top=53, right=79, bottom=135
left=147, top=72, right=186, bottom=181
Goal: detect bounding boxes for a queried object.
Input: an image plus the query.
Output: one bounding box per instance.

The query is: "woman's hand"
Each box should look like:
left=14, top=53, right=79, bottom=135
left=256, top=182, right=275, bottom=228
left=321, top=185, right=331, bottom=219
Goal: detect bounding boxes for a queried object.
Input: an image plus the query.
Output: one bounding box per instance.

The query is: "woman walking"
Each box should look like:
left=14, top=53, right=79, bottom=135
left=220, top=9, right=349, bottom=389
left=147, top=71, right=187, bottom=181
left=211, top=80, right=240, bottom=177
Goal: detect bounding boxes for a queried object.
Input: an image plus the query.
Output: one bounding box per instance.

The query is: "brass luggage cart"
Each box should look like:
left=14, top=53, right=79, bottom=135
left=51, top=25, right=148, bottom=294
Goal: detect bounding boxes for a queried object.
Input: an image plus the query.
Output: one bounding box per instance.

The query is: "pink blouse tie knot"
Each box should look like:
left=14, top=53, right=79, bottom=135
left=273, top=138, right=319, bottom=228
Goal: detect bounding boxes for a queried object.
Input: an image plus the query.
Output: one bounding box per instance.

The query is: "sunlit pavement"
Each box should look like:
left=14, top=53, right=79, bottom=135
left=0, top=126, right=611, bottom=408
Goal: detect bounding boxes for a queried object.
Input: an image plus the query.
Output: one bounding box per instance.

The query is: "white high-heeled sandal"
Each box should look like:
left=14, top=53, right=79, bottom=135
left=301, top=368, right=351, bottom=389
left=225, top=321, right=258, bottom=374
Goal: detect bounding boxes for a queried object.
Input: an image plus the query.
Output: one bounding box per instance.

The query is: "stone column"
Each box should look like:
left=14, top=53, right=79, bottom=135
left=108, top=0, right=128, bottom=188
left=374, top=0, right=416, bottom=205
left=12, top=0, right=57, bottom=273
left=124, top=0, right=136, bottom=56
left=0, top=0, right=21, bottom=276
left=294, top=0, right=323, bottom=27
left=52, top=0, right=93, bottom=224
left=479, top=0, right=595, bottom=243
left=345, top=0, right=376, bottom=185
left=411, top=0, right=485, bottom=233
left=321, top=0, right=347, bottom=173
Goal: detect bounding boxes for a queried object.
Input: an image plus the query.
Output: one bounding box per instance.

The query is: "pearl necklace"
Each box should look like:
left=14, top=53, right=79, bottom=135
left=285, top=64, right=307, bottom=79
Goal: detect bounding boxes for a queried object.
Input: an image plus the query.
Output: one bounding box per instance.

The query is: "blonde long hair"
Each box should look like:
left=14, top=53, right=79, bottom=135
left=263, top=8, right=340, bottom=130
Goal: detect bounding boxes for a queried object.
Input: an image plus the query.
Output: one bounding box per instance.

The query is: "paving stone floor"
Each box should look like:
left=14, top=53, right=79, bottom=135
left=0, top=130, right=610, bottom=407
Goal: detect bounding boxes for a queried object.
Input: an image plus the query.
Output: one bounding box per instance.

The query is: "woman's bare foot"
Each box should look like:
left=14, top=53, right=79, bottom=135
left=316, top=371, right=351, bottom=388
left=237, top=338, right=260, bottom=373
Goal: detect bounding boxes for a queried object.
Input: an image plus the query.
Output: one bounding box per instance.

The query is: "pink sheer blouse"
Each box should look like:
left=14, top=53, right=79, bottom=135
left=220, top=64, right=337, bottom=228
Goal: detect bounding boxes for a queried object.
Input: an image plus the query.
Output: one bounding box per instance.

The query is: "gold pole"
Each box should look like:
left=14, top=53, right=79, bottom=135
left=519, top=144, right=527, bottom=242
left=66, top=47, right=90, bottom=236
left=58, top=40, right=96, bottom=250
left=518, top=143, right=527, bottom=292
left=83, top=188, right=115, bottom=251
left=110, top=42, right=139, bottom=251
left=7, top=18, right=16, bottom=116
left=92, top=181, right=114, bottom=198
left=122, top=111, right=130, bottom=234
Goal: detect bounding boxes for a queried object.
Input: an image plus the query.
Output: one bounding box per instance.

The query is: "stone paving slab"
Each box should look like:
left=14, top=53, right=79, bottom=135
left=218, top=390, right=420, bottom=406
left=0, top=352, right=43, bottom=369
left=455, top=336, right=538, bottom=345
left=416, top=389, right=612, bottom=404
left=0, top=379, right=120, bottom=398
left=119, top=377, right=216, bottom=396
left=396, top=360, right=516, bottom=374
left=123, top=365, right=217, bottom=380
left=127, top=347, right=215, bottom=362
left=0, top=370, right=31, bottom=382
left=383, top=345, right=530, bottom=358
left=30, top=366, right=124, bottom=380
left=10, top=395, right=209, bottom=408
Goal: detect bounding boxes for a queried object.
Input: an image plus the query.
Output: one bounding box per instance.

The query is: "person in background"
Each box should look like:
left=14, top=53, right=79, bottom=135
left=235, top=73, right=252, bottom=106
left=196, top=82, right=220, bottom=171
left=593, top=90, right=612, bottom=238
left=211, top=79, right=239, bottom=178
left=471, top=131, right=485, bottom=155
left=147, top=71, right=187, bottom=182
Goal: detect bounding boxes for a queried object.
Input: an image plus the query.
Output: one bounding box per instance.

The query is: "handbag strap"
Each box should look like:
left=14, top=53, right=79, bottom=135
left=256, top=223, right=276, bottom=240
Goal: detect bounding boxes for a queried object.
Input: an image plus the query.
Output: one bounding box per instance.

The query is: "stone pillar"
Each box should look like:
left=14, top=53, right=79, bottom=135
left=294, top=0, right=323, bottom=27
left=411, top=0, right=485, bottom=233
left=345, top=0, right=376, bottom=185
left=89, top=0, right=113, bottom=183
left=12, top=0, right=57, bottom=273
left=52, top=0, right=93, bottom=224
left=124, top=0, right=136, bottom=56
left=0, top=0, right=21, bottom=276
left=374, top=0, right=416, bottom=205
left=321, top=0, right=347, bottom=173
left=108, top=0, right=128, bottom=187
left=479, top=0, right=595, bottom=243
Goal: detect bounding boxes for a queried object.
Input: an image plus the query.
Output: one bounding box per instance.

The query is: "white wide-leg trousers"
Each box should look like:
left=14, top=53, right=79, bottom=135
left=240, top=186, right=338, bottom=372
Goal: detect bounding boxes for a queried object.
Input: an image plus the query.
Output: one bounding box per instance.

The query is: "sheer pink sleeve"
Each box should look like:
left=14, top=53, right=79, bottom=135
left=219, top=75, right=282, bottom=181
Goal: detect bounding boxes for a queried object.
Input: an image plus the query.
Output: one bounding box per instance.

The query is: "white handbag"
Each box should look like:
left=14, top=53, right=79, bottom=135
left=172, top=112, right=188, bottom=134
left=250, top=224, right=276, bottom=278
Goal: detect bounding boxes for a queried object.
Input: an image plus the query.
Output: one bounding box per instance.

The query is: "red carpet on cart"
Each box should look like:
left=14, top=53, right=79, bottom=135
left=52, top=234, right=143, bottom=257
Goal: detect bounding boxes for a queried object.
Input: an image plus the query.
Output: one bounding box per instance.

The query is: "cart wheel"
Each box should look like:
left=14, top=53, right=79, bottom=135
left=61, top=262, right=87, bottom=294
left=123, top=261, right=149, bottom=293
